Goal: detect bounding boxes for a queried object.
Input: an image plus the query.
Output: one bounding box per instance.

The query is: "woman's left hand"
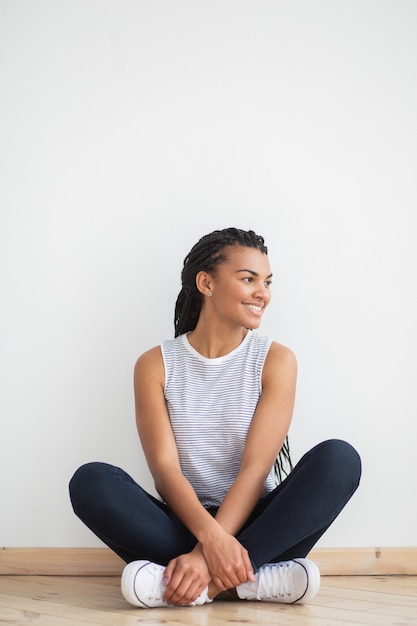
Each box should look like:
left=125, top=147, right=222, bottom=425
left=162, top=546, right=211, bottom=606
left=200, top=529, right=255, bottom=591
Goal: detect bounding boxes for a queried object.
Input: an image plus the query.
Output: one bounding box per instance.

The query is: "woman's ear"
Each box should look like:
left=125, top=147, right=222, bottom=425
left=195, top=271, right=214, bottom=297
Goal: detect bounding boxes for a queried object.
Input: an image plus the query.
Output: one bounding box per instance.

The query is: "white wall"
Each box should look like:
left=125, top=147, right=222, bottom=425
left=1, top=0, right=416, bottom=549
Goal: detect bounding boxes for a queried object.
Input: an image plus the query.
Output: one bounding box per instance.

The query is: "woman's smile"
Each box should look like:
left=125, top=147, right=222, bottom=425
left=242, top=302, right=264, bottom=316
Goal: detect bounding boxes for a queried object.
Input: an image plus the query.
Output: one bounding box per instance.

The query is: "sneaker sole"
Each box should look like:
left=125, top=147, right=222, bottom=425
left=292, top=559, right=321, bottom=603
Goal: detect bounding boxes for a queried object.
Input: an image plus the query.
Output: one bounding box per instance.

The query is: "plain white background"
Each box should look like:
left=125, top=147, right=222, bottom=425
left=1, top=0, right=416, bottom=549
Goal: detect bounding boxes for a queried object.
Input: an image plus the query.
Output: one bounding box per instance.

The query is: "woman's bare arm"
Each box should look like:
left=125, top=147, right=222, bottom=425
left=214, top=342, right=297, bottom=535
left=135, top=347, right=252, bottom=601
left=134, top=347, right=219, bottom=542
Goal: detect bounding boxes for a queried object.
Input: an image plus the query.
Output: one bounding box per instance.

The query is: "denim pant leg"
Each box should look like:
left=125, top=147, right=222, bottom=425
left=69, top=462, right=198, bottom=565
left=236, top=439, right=361, bottom=569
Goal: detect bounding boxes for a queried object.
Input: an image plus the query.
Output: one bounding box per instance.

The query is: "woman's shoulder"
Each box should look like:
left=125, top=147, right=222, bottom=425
left=134, top=345, right=164, bottom=379
left=249, top=333, right=294, bottom=358
left=263, top=340, right=297, bottom=381
left=267, top=339, right=296, bottom=359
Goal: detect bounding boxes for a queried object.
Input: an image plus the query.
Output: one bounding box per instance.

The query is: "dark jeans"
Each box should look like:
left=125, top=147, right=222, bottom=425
left=69, top=439, right=361, bottom=570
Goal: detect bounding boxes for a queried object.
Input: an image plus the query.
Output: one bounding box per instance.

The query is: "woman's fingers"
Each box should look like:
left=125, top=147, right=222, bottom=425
left=164, top=574, right=206, bottom=605
left=242, top=550, right=256, bottom=582
left=210, top=555, right=249, bottom=590
left=204, top=540, right=254, bottom=590
left=162, top=554, right=210, bottom=605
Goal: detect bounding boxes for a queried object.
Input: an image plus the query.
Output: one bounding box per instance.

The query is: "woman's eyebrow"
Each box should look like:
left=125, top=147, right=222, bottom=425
left=235, top=269, right=273, bottom=278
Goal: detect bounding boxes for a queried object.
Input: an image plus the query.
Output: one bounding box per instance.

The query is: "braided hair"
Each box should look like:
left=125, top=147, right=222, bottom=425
left=174, top=227, right=267, bottom=337
left=174, top=227, right=293, bottom=484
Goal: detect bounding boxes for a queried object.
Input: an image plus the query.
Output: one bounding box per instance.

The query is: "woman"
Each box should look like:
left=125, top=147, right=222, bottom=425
left=69, top=227, right=361, bottom=608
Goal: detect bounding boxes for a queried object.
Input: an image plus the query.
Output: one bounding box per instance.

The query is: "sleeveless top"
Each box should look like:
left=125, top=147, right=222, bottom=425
left=161, top=330, right=276, bottom=507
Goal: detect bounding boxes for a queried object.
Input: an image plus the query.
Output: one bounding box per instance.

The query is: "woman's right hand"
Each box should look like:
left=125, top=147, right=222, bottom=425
left=162, top=547, right=211, bottom=606
left=200, top=528, right=255, bottom=591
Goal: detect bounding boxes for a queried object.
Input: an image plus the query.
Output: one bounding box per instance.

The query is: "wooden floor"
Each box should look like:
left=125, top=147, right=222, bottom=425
left=1, top=575, right=416, bottom=626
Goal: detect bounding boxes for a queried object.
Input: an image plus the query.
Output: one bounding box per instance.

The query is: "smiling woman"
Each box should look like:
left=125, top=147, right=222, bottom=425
left=192, top=247, right=273, bottom=340
left=69, top=227, right=361, bottom=610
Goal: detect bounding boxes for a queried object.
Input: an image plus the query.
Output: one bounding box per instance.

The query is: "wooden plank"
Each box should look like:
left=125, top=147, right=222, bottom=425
left=1, top=575, right=417, bottom=626
left=318, top=577, right=417, bottom=608
left=323, top=574, right=417, bottom=596
left=0, top=547, right=124, bottom=576
left=0, top=591, right=397, bottom=626
left=0, top=608, right=100, bottom=626
left=0, top=575, right=124, bottom=609
left=309, top=547, right=417, bottom=576
left=0, top=546, right=416, bottom=576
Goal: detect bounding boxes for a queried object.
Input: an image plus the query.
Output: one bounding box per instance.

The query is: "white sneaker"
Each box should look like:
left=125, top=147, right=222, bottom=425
left=121, top=560, right=211, bottom=608
left=237, top=558, right=320, bottom=604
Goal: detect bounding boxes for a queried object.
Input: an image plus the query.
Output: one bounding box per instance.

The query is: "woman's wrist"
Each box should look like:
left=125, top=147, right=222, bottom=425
left=197, top=522, right=228, bottom=546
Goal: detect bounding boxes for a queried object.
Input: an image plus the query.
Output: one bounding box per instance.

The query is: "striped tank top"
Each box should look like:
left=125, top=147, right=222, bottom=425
left=161, top=330, right=276, bottom=507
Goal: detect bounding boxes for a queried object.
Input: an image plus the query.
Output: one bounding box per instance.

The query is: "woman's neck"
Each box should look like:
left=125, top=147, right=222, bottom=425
left=187, top=322, right=249, bottom=359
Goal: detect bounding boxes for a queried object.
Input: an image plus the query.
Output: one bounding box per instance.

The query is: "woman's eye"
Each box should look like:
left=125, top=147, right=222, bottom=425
left=242, top=277, right=253, bottom=283
left=265, top=281, right=272, bottom=288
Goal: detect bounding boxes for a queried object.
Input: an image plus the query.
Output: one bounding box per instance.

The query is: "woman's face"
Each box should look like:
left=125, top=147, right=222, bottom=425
left=206, top=246, right=272, bottom=329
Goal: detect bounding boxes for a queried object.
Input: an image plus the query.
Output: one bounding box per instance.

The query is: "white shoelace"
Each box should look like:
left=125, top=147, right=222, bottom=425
left=145, top=567, right=165, bottom=603
left=258, top=563, right=293, bottom=600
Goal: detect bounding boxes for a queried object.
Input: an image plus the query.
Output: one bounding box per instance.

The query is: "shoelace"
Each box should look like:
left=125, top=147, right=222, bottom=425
left=146, top=568, right=164, bottom=603
left=259, top=563, right=293, bottom=599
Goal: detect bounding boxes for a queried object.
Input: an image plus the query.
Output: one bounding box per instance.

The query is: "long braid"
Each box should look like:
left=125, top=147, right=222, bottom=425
left=274, top=435, right=293, bottom=484
left=174, top=227, right=292, bottom=483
